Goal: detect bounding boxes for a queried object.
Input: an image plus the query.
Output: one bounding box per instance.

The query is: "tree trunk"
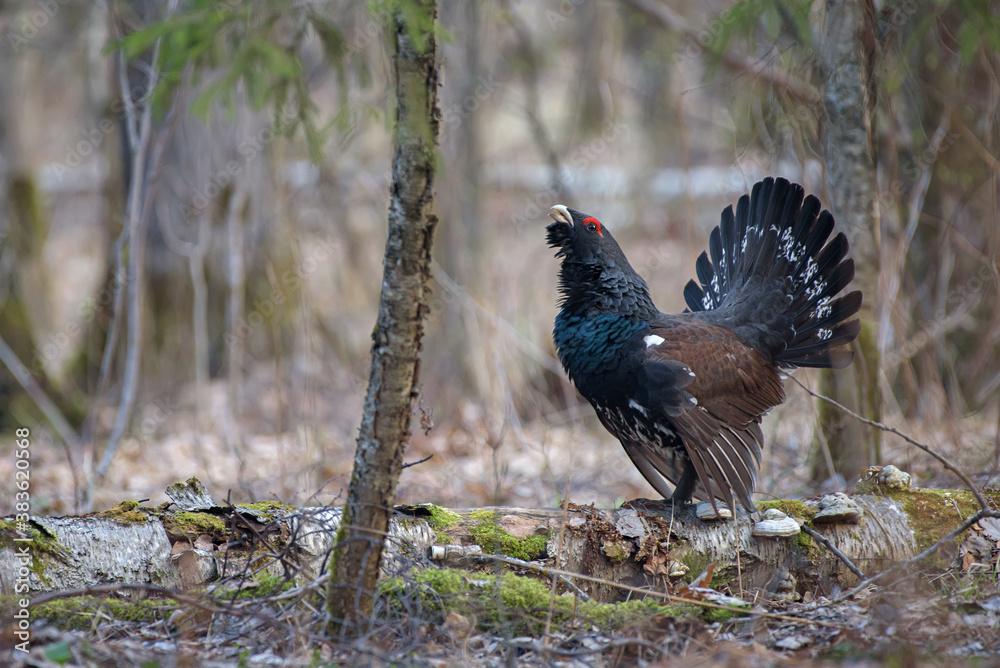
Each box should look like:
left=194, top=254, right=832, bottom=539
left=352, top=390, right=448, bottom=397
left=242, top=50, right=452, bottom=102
left=326, top=0, right=441, bottom=635
left=812, top=0, right=882, bottom=488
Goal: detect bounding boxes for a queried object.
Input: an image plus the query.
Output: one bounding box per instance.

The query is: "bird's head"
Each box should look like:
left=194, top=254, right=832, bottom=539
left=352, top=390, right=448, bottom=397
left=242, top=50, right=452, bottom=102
left=546, top=205, right=654, bottom=316
left=546, top=205, right=630, bottom=268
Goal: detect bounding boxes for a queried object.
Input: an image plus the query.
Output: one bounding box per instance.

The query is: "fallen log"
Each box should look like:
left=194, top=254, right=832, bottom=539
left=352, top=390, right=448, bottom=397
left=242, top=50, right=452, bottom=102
left=1, top=472, right=993, bottom=603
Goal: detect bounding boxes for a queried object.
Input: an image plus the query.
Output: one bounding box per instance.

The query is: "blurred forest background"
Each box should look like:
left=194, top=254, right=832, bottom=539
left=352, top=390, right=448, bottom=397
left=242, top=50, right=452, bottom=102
left=0, top=0, right=997, bottom=516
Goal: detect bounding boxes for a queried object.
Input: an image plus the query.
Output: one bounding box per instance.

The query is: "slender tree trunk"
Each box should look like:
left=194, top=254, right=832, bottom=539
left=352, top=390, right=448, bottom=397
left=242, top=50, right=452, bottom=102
left=812, top=0, right=882, bottom=487
left=327, top=0, right=440, bottom=635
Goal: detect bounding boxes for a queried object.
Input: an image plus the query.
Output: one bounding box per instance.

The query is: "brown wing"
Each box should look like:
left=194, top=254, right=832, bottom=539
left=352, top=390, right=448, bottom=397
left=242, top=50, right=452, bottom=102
left=641, top=318, right=785, bottom=510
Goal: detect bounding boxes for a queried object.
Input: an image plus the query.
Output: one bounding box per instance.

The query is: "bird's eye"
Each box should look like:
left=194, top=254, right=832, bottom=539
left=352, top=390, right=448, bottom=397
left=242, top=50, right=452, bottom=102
left=583, top=217, right=603, bottom=236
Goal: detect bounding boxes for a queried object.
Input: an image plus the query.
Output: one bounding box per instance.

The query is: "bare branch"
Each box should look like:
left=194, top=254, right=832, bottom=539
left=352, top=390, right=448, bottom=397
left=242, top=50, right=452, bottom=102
left=0, top=333, right=80, bottom=452
left=431, top=259, right=569, bottom=379
left=800, top=524, right=866, bottom=580
left=91, top=0, right=183, bottom=502
left=499, top=0, right=566, bottom=199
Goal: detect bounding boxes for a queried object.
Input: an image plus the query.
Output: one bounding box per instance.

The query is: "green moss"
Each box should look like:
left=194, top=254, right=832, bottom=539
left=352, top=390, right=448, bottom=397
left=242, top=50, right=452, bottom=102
left=603, top=541, right=629, bottom=563
left=33, top=596, right=170, bottom=631
left=889, top=488, right=981, bottom=554
left=215, top=573, right=296, bottom=600
left=235, top=500, right=294, bottom=522
left=701, top=601, right=750, bottom=624
left=418, top=568, right=467, bottom=595
left=0, top=520, right=68, bottom=585
left=236, top=500, right=293, bottom=512
left=678, top=551, right=711, bottom=581
left=756, top=499, right=818, bottom=520
left=425, top=505, right=461, bottom=529
left=468, top=513, right=548, bottom=561
left=795, top=528, right=818, bottom=556
left=97, top=500, right=150, bottom=524
left=165, top=511, right=228, bottom=538
left=380, top=568, right=672, bottom=632
left=164, top=479, right=205, bottom=502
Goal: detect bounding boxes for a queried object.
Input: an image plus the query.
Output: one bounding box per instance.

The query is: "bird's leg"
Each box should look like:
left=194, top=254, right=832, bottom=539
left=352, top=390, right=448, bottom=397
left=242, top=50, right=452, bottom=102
left=669, top=463, right=698, bottom=508
left=623, top=463, right=700, bottom=513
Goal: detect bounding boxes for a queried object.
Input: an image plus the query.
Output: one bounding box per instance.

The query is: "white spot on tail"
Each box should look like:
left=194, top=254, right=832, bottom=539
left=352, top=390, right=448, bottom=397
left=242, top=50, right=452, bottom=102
left=810, top=296, right=833, bottom=320
left=628, top=399, right=648, bottom=416
left=644, top=334, right=665, bottom=348
left=817, top=327, right=833, bottom=340
left=803, top=257, right=819, bottom=283
left=805, top=280, right=827, bottom=301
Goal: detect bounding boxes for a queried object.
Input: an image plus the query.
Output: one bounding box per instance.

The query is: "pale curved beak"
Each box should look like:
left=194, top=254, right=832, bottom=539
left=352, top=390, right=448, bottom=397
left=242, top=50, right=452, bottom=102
left=548, top=205, right=571, bottom=225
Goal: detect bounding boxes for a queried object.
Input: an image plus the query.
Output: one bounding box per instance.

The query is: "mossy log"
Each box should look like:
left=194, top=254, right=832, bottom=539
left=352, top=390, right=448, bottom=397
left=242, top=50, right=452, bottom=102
left=0, top=478, right=990, bottom=603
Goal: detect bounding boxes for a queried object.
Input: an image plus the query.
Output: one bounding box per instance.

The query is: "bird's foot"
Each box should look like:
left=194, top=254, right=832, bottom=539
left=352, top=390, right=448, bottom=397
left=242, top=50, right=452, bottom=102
left=621, top=497, right=674, bottom=510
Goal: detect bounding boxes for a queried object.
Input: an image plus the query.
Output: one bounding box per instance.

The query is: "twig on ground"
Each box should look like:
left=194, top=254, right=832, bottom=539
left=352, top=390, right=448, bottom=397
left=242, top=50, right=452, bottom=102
left=800, top=524, right=866, bottom=580
left=545, top=476, right=575, bottom=640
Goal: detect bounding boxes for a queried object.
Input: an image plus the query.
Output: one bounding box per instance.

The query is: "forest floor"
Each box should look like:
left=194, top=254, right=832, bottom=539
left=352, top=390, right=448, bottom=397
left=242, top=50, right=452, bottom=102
left=3, top=364, right=1000, bottom=666
left=5, top=555, right=1000, bottom=666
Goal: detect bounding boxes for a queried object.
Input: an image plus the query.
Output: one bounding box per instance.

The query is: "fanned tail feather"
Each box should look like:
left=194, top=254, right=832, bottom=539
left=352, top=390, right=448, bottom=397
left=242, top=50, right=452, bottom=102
left=684, top=177, right=862, bottom=369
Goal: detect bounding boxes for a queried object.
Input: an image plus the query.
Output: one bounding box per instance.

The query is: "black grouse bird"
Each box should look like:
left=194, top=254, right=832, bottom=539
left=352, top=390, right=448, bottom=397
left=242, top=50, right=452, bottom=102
left=547, top=177, right=861, bottom=513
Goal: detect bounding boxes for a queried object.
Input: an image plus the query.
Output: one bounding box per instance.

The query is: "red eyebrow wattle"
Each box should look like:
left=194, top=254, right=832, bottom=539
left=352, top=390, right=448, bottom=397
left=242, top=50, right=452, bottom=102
left=583, top=217, right=603, bottom=236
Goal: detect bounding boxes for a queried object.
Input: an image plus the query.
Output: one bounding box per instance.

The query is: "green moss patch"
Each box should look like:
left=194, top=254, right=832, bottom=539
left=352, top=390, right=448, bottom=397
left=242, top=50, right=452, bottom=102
left=426, top=505, right=461, bottom=529
left=235, top=501, right=294, bottom=522
left=756, top=499, right=818, bottom=520
left=97, top=500, right=150, bottom=524
left=164, top=511, right=228, bottom=538
left=33, top=596, right=171, bottom=631
left=380, top=568, right=673, bottom=633
left=468, top=511, right=548, bottom=561
left=214, top=573, right=296, bottom=600
left=888, top=488, right=981, bottom=553
left=0, top=520, right=68, bottom=584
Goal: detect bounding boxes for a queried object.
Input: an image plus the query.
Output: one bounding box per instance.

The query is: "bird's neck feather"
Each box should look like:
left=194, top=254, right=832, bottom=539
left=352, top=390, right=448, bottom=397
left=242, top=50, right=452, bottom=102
left=557, top=261, right=657, bottom=319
